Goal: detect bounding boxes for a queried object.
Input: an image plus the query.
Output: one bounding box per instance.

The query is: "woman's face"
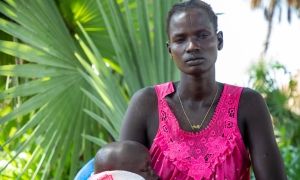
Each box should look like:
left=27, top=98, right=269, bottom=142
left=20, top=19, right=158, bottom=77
left=168, top=8, right=222, bottom=75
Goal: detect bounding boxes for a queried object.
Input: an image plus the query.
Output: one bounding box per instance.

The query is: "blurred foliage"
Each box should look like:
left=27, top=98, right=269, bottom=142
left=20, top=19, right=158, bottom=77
left=250, top=0, right=300, bottom=22
left=248, top=59, right=300, bottom=178
left=250, top=0, right=300, bottom=53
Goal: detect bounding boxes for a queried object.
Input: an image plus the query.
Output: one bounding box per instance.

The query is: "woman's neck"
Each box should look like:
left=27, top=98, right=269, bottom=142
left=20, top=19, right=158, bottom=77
left=178, top=71, right=217, bottom=101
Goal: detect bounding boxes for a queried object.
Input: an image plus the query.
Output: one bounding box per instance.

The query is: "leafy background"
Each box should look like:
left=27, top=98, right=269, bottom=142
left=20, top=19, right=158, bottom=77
left=0, top=0, right=299, bottom=179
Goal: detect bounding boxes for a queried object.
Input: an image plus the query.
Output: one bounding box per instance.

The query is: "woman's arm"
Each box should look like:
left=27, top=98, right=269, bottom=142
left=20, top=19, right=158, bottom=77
left=239, top=88, right=286, bottom=179
left=120, top=87, right=157, bottom=147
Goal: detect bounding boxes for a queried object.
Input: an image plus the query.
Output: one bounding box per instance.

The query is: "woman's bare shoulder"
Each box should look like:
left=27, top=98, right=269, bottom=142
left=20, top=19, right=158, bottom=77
left=120, top=86, right=157, bottom=143
left=239, top=87, right=266, bottom=112
left=132, top=86, right=156, bottom=101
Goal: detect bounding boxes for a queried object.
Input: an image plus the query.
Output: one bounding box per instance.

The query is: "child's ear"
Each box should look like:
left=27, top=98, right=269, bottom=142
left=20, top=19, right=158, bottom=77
left=217, top=31, right=223, bottom=50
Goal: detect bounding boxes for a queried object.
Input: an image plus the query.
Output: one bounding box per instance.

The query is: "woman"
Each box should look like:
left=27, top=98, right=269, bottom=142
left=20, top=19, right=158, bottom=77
left=120, top=0, right=286, bottom=179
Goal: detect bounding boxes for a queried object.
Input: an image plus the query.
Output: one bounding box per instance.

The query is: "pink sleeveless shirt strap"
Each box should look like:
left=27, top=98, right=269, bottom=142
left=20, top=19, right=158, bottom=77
left=154, top=82, right=175, bottom=137
left=154, top=82, right=174, bottom=100
left=224, top=84, right=243, bottom=123
left=222, top=84, right=246, bottom=145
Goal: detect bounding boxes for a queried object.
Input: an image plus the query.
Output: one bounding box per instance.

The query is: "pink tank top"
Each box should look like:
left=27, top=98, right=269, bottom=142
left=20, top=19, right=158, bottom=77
left=150, top=82, right=251, bottom=180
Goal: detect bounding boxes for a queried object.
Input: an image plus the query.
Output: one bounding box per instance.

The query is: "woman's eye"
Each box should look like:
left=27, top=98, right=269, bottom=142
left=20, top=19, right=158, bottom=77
left=172, top=36, right=185, bottom=43
left=198, top=33, right=209, bottom=39
left=174, top=38, right=184, bottom=43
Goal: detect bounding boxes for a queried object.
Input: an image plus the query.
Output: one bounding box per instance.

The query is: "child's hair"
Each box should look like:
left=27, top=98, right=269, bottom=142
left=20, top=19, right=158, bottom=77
left=166, top=0, right=218, bottom=34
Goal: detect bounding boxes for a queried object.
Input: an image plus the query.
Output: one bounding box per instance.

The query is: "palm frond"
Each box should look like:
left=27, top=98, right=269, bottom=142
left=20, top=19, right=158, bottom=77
left=0, top=0, right=118, bottom=178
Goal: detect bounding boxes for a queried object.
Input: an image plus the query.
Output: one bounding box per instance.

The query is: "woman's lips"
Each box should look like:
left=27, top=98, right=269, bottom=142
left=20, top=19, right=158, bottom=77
left=185, top=57, right=205, bottom=65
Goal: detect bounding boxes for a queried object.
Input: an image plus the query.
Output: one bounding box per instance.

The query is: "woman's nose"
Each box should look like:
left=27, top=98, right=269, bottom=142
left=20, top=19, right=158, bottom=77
left=186, top=38, right=200, bottom=53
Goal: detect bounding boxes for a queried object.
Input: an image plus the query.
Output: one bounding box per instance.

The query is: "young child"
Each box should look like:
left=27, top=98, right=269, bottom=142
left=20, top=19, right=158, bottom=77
left=89, top=140, right=159, bottom=180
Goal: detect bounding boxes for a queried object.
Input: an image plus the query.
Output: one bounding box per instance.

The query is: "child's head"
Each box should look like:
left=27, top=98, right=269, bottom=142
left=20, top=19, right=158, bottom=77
left=94, top=140, right=159, bottom=180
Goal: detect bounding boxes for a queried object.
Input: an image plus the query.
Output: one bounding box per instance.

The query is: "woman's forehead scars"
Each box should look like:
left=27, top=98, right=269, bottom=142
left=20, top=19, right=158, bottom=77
left=171, top=11, right=188, bottom=22
left=170, top=12, right=211, bottom=27
left=169, top=22, right=212, bottom=37
left=171, top=9, right=208, bottom=21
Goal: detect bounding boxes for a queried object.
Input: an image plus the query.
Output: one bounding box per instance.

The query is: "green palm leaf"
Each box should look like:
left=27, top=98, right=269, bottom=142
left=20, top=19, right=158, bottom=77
left=0, top=0, right=120, bottom=178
